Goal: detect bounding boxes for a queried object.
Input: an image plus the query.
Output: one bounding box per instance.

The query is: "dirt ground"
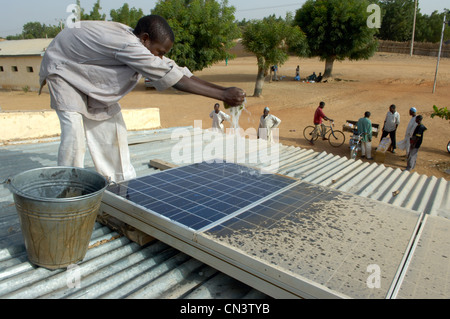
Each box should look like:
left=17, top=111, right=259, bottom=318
left=1, top=52, right=449, bottom=180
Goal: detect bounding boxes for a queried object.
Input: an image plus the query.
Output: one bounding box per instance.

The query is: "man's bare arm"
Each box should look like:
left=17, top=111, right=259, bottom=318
left=173, top=76, right=246, bottom=107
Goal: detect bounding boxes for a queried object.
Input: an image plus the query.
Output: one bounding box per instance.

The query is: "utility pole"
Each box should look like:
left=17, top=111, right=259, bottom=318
left=433, top=12, right=448, bottom=94
left=410, top=0, right=418, bottom=56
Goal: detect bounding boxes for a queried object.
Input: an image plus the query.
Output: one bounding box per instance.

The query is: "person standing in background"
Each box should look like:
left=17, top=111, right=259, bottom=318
left=406, top=115, right=427, bottom=172
left=357, top=111, right=373, bottom=160
left=397, top=107, right=418, bottom=158
left=258, top=107, right=281, bottom=143
left=381, top=104, right=400, bottom=154
left=210, top=103, right=230, bottom=134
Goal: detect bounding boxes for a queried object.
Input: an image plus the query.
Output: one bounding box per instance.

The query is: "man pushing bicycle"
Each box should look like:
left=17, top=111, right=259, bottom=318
left=310, top=101, right=334, bottom=145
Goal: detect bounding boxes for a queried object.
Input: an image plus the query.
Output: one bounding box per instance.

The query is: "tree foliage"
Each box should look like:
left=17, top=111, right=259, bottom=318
left=151, top=0, right=241, bottom=72
left=415, top=10, right=450, bottom=43
left=377, top=0, right=450, bottom=43
left=76, top=0, right=106, bottom=21
left=241, top=16, right=308, bottom=96
left=378, top=0, right=415, bottom=41
left=431, top=105, right=450, bottom=122
left=110, top=3, right=145, bottom=28
left=294, top=0, right=378, bottom=78
left=6, top=22, right=61, bottom=40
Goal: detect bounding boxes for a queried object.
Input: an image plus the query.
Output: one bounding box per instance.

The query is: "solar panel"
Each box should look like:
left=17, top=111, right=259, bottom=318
left=393, top=215, right=450, bottom=299
left=201, top=182, right=422, bottom=298
left=107, top=161, right=297, bottom=231
left=103, top=161, right=423, bottom=299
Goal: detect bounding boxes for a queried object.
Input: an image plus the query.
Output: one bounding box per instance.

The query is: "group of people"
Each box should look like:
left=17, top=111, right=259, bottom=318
left=294, top=66, right=323, bottom=83
left=355, top=104, right=427, bottom=171
left=210, top=104, right=281, bottom=143
left=308, top=102, right=427, bottom=172
left=378, top=105, right=427, bottom=171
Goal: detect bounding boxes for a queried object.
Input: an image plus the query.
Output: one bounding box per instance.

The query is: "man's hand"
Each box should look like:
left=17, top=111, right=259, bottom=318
left=222, top=87, right=246, bottom=107
left=173, top=76, right=246, bottom=106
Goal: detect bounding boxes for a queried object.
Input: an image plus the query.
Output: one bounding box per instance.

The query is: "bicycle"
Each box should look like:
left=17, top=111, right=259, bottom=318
left=303, top=122, right=346, bottom=147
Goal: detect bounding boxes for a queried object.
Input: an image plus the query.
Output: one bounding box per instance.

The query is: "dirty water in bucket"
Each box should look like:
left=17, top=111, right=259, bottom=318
left=8, top=167, right=108, bottom=270
left=13, top=168, right=104, bottom=200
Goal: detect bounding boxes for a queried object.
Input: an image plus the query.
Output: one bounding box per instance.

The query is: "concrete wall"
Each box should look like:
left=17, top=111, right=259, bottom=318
left=0, top=108, right=161, bottom=144
left=0, top=56, right=42, bottom=91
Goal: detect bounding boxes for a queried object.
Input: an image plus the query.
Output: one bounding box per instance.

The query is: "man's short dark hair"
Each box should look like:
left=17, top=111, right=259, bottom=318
left=319, top=101, right=325, bottom=107
left=365, top=111, right=371, bottom=118
left=133, top=15, right=175, bottom=43
left=416, top=115, right=423, bottom=121
left=390, top=104, right=396, bottom=109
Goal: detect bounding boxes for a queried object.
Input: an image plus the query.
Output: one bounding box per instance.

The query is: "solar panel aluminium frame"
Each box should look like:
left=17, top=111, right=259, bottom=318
left=389, top=214, right=450, bottom=299
left=101, top=162, right=424, bottom=299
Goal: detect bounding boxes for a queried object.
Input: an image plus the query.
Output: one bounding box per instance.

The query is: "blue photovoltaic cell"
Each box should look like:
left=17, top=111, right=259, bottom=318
left=107, top=161, right=296, bottom=231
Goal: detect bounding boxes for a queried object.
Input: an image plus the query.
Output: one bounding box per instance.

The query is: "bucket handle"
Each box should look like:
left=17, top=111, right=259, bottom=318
left=1, top=178, right=11, bottom=185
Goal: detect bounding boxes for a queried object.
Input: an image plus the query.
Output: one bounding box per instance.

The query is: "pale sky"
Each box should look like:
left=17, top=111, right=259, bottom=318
left=0, top=0, right=448, bottom=38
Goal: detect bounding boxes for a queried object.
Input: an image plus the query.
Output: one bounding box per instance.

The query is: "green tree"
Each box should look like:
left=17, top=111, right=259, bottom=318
left=294, top=0, right=378, bottom=78
left=22, top=22, right=46, bottom=39
left=431, top=105, right=450, bottom=121
left=6, top=22, right=62, bottom=39
left=110, top=3, right=145, bottom=28
left=77, top=0, right=106, bottom=21
left=241, top=16, right=308, bottom=97
left=378, top=0, right=416, bottom=41
left=415, top=10, right=450, bottom=43
left=152, top=0, right=241, bottom=72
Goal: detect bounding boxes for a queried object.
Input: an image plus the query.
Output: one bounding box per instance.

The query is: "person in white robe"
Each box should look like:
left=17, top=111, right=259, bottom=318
left=397, top=108, right=418, bottom=157
left=258, top=107, right=281, bottom=143
left=210, top=103, right=230, bottom=133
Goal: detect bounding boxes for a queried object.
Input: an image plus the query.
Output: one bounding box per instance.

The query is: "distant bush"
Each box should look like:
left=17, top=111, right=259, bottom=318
left=431, top=105, right=450, bottom=121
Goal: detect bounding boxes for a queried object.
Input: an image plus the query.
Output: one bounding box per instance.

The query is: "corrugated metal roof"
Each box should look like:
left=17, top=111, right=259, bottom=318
left=0, top=127, right=449, bottom=299
left=0, top=39, right=53, bottom=57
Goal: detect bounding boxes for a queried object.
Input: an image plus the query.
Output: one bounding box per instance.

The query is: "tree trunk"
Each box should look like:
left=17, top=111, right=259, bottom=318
left=253, top=66, right=266, bottom=97
left=323, top=57, right=335, bottom=78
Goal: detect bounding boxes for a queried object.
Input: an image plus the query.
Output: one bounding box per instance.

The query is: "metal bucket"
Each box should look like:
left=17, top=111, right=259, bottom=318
left=7, top=167, right=108, bottom=270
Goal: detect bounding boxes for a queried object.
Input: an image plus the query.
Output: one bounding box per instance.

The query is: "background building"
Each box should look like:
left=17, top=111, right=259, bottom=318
left=0, top=39, right=53, bottom=92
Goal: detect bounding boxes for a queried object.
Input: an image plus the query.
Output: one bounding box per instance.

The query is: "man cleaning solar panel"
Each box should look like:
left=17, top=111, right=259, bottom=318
left=39, top=15, right=246, bottom=182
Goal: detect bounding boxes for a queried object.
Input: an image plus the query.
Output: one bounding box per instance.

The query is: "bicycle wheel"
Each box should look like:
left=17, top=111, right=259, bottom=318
left=328, top=130, right=345, bottom=147
left=303, top=126, right=319, bottom=142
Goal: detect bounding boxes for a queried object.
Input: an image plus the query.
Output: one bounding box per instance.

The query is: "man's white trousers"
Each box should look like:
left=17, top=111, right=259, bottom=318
left=56, top=110, right=136, bottom=183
